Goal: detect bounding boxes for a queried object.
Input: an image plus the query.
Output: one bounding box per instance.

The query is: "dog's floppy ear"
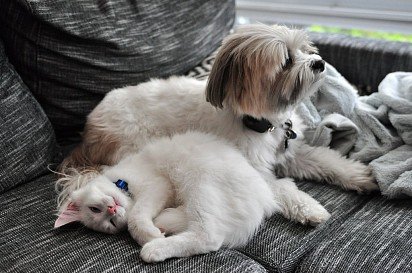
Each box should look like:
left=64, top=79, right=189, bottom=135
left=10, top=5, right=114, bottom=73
left=206, top=36, right=252, bottom=110
left=206, top=35, right=271, bottom=116
left=207, top=24, right=290, bottom=116
left=206, top=44, right=236, bottom=108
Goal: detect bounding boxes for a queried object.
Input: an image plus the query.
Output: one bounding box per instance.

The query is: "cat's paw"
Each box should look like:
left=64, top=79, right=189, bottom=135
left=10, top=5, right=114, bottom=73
left=341, top=163, right=378, bottom=194
left=129, top=223, right=165, bottom=246
left=140, top=238, right=170, bottom=263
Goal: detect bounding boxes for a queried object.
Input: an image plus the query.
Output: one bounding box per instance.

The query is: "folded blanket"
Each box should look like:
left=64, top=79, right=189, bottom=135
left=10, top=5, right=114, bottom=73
left=369, top=145, right=412, bottom=199
left=297, top=65, right=412, bottom=199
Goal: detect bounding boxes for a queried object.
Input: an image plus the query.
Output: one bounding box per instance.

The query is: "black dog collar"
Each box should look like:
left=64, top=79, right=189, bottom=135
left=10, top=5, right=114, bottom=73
left=242, top=115, right=297, bottom=149
left=242, top=115, right=275, bottom=133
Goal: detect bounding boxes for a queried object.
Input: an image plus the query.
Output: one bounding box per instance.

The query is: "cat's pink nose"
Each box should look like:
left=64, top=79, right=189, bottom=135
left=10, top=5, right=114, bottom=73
left=107, top=206, right=116, bottom=215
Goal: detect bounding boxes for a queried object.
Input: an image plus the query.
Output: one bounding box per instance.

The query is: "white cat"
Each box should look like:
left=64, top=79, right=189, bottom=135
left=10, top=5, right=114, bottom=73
left=55, top=132, right=280, bottom=262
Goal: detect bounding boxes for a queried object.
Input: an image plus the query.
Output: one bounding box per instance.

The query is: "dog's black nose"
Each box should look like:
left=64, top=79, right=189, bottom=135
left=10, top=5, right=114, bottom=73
left=311, top=60, right=325, bottom=72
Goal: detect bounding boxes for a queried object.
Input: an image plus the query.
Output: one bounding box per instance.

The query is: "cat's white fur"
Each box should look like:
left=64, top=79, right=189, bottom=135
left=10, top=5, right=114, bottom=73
left=58, top=132, right=280, bottom=262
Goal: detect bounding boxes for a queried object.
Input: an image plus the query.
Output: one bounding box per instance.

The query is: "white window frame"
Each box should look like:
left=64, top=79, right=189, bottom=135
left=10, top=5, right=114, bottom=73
left=236, top=0, right=412, bottom=34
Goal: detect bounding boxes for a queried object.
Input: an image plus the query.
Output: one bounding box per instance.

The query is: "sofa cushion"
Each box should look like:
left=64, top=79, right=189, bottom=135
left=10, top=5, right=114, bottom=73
left=0, top=0, right=235, bottom=144
left=0, top=39, right=56, bottom=194
left=237, top=180, right=379, bottom=273
left=0, top=174, right=267, bottom=273
left=3, top=175, right=412, bottom=272
left=296, top=195, right=412, bottom=273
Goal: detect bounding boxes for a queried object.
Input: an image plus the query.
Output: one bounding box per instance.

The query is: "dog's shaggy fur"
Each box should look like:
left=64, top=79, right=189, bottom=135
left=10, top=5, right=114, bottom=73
left=58, top=24, right=377, bottom=225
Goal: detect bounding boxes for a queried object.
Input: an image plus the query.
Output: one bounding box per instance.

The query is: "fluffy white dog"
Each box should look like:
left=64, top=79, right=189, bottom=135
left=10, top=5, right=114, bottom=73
left=59, top=24, right=377, bottom=227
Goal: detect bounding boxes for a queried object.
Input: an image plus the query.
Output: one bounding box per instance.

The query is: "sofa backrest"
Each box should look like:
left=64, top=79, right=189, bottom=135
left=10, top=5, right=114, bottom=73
left=0, top=0, right=235, bottom=144
left=310, top=32, right=412, bottom=95
left=0, top=38, right=57, bottom=193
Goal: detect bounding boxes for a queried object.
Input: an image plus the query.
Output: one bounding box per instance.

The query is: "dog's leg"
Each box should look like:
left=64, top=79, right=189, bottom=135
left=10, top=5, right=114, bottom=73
left=279, top=143, right=378, bottom=193
left=262, top=172, right=331, bottom=225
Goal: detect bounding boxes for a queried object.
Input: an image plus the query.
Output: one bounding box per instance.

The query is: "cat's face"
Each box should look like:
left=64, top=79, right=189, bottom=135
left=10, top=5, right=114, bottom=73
left=55, top=176, right=131, bottom=234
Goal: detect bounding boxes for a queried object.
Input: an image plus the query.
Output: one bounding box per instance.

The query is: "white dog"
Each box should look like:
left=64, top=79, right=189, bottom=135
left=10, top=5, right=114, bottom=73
left=58, top=24, right=377, bottom=227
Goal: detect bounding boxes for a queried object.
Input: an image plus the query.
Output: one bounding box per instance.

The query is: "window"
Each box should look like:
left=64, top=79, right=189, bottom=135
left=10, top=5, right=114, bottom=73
left=237, top=0, right=412, bottom=34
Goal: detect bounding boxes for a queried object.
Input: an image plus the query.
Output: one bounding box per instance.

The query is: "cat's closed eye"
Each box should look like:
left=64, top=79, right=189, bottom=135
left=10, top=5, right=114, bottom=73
left=89, top=207, right=102, bottom=213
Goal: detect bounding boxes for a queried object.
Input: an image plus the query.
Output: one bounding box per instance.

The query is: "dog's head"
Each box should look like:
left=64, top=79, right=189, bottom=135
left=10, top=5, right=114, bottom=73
left=206, top=24, right=325, bottom=118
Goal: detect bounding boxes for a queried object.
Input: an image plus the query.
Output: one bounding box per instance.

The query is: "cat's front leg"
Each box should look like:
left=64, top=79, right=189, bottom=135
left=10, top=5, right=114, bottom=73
left=129, top=215, right=165, bottom=246
left=154, top=206, right=188, bottom=235
left=140, top=224, right=224, bottom=263
left=128, top=205, right=164, bottom=246
left=128, top=183, right=172, bottom=246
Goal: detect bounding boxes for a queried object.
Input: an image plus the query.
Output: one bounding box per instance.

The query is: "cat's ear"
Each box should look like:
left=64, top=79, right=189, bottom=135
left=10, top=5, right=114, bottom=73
left=54, top=202, right=81, bottom=228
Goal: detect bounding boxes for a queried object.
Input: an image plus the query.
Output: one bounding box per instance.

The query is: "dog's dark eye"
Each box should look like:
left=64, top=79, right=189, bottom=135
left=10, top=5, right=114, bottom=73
left=89, top=207, right=101, bottom=213
left=283, top=57, right=292, bottom=69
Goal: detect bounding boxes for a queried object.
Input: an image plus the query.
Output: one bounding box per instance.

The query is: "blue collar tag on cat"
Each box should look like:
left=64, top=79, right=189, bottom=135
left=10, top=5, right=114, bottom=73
left=114, top=179, right=129, bottom=192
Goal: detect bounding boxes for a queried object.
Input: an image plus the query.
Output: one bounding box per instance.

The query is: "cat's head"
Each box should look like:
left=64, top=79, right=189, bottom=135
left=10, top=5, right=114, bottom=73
left=54, top=175, right=131, bottom=234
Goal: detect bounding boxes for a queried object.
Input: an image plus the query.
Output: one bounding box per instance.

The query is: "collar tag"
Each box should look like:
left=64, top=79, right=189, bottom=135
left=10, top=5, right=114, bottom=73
left=283, top=119, right=297, bottom=149
left=114, top=179, right=129, bottom=192
left=242, top=116, right=298, bottom=149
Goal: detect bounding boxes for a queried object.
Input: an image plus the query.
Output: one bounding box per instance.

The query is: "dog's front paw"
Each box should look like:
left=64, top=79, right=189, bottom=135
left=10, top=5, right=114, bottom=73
left=140, top=238, right=170, bottom=263
left=294, top=200, right=331, bottom=226
left=284, top=191, right=331, bottom=226
left=342, top=162, right=378, bottom=194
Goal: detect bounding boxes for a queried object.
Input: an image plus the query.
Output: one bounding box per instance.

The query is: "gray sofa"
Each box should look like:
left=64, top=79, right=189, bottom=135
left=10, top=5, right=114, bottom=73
left=1, top=1, right=412, bottom=272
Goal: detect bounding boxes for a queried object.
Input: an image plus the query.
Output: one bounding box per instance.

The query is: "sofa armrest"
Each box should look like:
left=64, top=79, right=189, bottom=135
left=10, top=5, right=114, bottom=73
left=310, top=32, right=412, bottom=95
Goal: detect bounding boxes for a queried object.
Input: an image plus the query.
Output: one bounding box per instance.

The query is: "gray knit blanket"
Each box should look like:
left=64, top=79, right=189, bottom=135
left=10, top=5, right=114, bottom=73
left=297, top=64, right=412, bottom=199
